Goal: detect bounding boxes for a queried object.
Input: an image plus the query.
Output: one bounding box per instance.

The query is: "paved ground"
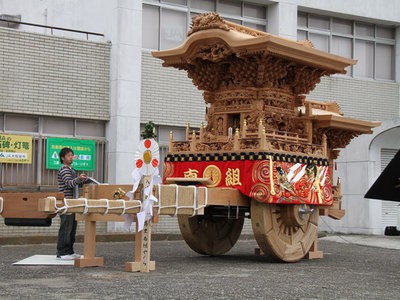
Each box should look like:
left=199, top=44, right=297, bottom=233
left=1, top=235, right=400, bottom=299
left=321, top=234, right=400, bottom=250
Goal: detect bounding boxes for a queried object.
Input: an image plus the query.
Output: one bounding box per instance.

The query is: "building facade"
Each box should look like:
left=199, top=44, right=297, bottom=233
left=0, top=0, right=399, bottom=235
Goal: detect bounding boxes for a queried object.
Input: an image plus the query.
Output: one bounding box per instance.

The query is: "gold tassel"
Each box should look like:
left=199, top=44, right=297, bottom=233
left=269, top=156, right=276, bottom=196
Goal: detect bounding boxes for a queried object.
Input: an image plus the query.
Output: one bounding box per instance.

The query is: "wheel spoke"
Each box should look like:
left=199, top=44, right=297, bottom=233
left=251, top=200, right=318, bottom=262
left=178, top=213, right=244, bottom=256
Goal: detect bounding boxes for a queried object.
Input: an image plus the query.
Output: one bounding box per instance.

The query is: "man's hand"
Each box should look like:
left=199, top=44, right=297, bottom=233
left=79, top=174, right=87, bottom=181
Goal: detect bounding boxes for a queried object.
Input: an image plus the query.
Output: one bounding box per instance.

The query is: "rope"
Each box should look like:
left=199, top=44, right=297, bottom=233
left=48, top=185, right=212, bottom=217
left=167, top=185, right=198, bottom=216
left=81, top=198, right=111, bottom=213
left=83, top=198, right=89, bottom=214
left=157, top=183, right=162, bottom=216
left=0, top=197, right=3, bottom=214
left=174, top=184, right=179, bottom=216
left=121, top=200, right=127, bottom=215
left=124, top=200, right=142, bottom=213
left=52, top=197, right=141, bottom=215
left=55, top=197, right=69, bottom=215
left=102, top=198, right=109, bottom=215
left=196, top=186, right=208, bottom=211
left=110, top=199, right=126, bottom=215
left=155, top=185, right=209, bottom=216
left=156, top=184, right=181, bottom=216
left=191, top=186, right=197, bottom=217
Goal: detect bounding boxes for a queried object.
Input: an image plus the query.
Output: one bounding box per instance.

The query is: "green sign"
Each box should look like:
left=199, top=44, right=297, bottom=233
left=46, top=138, right=96, bottom=171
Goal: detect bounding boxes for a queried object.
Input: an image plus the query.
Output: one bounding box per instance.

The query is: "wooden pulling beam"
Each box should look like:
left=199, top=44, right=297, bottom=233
left=38, top=195, right=156, bottom=272
left=38, top=184, right=249, bottom=217
left=38, top=197, right=142, bottom=215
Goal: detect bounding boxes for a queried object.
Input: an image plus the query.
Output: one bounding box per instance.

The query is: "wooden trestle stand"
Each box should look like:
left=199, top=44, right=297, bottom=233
left=75, top=212, right=157, bottom=272
left=74, top=213, right=123, bottom=268
left=38, top=184, right=158, bottom=272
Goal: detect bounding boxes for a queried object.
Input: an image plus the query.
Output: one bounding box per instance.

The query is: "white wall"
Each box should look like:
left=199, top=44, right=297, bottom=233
left=0, top=0, right=114, bottom=40
left=267, top=1, right=297, bottom=39
left=106, top=1, right=142, bottom=186
left=0, top=0, right=143, bottom=186
left=319, top=119, right=400, bottom=234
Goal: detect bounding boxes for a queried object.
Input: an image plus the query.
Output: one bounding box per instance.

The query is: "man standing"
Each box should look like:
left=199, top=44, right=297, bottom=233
left=56, top=147, right=87, bottom=260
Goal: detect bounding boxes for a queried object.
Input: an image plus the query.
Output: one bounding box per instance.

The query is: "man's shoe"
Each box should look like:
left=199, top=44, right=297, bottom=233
left=57, top=254, right=76, bottom=260
left=71, top=253, right=81, bottom=259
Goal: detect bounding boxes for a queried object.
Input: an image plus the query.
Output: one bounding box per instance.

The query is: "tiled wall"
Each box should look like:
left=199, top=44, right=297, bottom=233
left=0, top=27, right=110, bottom=121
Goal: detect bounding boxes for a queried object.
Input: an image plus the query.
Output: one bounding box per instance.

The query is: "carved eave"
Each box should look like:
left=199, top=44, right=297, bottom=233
left=152, top=28, right=356, bottom=74
left=309, top=115, right=380, bottom=150
left=310, top=115, right=380, bottom=134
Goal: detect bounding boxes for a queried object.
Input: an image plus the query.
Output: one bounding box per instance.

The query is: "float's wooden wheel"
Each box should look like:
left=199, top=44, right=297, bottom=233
left=251, top=199, right=318, bottom=262
left=178, top=214, right=244, bottom=256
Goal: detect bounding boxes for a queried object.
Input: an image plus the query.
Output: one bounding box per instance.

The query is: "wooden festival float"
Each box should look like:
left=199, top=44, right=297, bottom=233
left=151, top=12, right=379, bottom=262
left=0, top=12, right=380, bottom=270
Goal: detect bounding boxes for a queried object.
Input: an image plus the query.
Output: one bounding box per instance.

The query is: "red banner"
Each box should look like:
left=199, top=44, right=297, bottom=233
left=164, top=159, right=333, bottom=206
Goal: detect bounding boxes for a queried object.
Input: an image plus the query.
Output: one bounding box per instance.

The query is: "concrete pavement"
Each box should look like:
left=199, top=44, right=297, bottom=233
left=321, top=234, right=400, bottom=250
left=1, top=235, right=400, bottom=299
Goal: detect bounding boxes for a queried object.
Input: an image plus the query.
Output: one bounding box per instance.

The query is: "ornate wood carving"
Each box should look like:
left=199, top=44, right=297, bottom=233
left=184, top=54, right=329, bottom=94
left=188, top=12, right=230, bottom=36
left=155, top=12, right=378, bottom=164
left=314, top=128, right=362, bottom=150
left=188, top=12, right=266, bottom=38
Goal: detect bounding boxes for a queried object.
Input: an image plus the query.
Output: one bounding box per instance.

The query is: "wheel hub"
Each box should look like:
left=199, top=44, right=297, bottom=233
left=280, top=204, right=313, bottom=227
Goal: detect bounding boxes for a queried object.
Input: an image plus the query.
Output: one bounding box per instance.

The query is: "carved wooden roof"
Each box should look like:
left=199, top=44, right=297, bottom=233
left=152, top=13, right=356, bottom=95
left=310, top=114, right=379, bottom=134
left=302, top=99, right=380, bottom=149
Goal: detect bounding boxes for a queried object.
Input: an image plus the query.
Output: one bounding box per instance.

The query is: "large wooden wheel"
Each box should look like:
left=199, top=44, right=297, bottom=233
left=251, top=199, right=318, bottom=262
left=178, top=214, right=244, bottom=256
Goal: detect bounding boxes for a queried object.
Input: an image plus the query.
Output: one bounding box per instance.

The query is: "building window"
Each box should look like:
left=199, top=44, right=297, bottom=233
left=0, top=113, right=108, bottom=188
left=142, top=0, right=268, bottom=50
left=297, top=12, right=395, bottom=81
left=160, top=8, right=187, bottom=49
left=4, top=114, right=39, bottom=133
left=143, top=4, right=160, bottom=50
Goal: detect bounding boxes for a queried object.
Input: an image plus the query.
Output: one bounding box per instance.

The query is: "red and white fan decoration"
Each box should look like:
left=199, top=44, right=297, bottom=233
left=126, top=138, right=161, bottom=232
left=134, top=139, right=159, bottom=176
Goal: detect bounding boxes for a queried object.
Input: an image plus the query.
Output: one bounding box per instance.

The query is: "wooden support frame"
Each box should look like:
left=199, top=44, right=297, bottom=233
left=125, top=176, right=157, bottom=272
left=74, top=208, right=158, bottom=272
left=75, top=214, right=125, bottom=268
left=305, top=231, right=324, bottom=260
left=125, top=220, right=156, bottom=272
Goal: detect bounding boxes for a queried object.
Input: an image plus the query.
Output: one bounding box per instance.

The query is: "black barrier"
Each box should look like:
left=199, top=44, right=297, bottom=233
left=4, top=218, right=52, bottom=227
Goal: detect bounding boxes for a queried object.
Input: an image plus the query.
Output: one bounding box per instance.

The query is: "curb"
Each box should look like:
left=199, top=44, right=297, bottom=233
left=0, top=233, right=256, bottom=245
left=0, top=233, right=182, bottom=245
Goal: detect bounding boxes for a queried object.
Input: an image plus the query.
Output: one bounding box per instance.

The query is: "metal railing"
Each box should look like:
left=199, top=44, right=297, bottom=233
left=0, top=18, right=104, bottom=40
left=0, top=137, right=108, bottom=190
